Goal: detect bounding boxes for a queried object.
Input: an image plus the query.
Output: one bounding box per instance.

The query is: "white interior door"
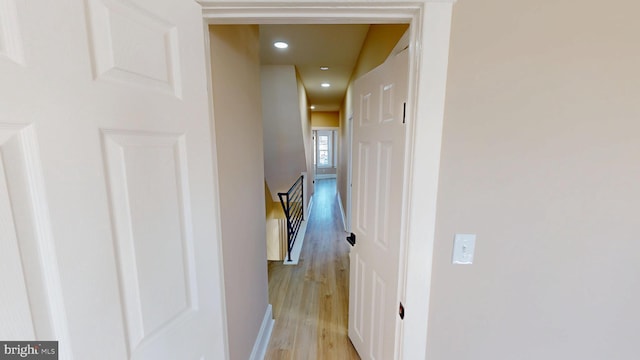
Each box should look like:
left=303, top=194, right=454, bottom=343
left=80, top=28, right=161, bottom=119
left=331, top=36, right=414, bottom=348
left=0, top=1, right=226, bottom=359
left=348, top=49, right=409, bottom=359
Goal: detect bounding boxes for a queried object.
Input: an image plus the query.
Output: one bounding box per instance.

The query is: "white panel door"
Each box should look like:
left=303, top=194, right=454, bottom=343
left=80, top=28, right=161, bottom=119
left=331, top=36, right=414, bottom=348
left=0, top=1, right=226, bottom=359
left=348, top=50, right=409, bottom=360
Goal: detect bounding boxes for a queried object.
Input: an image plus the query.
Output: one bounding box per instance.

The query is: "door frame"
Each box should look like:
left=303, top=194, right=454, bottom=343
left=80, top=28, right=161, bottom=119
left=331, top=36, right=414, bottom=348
left=313, top=127, right=338, bottom=180
left=346, top=112, right=353, bottom=233
left=198, top=1, right=454, bottom=358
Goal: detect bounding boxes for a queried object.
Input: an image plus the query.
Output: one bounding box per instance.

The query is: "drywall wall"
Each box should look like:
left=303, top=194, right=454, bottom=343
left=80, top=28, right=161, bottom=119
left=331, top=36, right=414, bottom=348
left=296, top=69, right=314, bottom=208
left=209, top=25, right=270, bottom=360
left=261, top=65, right=308, bottom=199
left=311, top=111, right=339, bottom=128
left=427, top=1, right=640, bottom=359
left=264, top=180, right=273, bottom=216
left=350, top=24, right=409, bottom=81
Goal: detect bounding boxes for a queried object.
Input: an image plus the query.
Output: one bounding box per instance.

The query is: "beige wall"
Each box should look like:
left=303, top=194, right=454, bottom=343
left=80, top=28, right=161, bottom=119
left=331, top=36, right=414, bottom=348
left=311, top=111, right=339, bottom=128
left=261, top=65, right=308, bottom=199
left=209, top=25, right=269, bottom=360
left=350, top=24, right=409, bottom=81
left=338, top=24, right=409, bottom=223
left=296, top=69, right=314, bottom=206
left=264, top=180, right=274, bottom=216
left=427, top=1, right=640, bottom=359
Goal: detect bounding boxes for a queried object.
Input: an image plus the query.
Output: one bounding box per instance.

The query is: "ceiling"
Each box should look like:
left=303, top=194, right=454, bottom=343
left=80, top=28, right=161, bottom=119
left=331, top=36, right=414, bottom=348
left=259, top=24, right=371, bottom=112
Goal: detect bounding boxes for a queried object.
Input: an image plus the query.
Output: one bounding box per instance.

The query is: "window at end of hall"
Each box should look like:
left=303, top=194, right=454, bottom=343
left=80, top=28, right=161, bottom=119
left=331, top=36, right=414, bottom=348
left=318, top=135, right=329, bottom=166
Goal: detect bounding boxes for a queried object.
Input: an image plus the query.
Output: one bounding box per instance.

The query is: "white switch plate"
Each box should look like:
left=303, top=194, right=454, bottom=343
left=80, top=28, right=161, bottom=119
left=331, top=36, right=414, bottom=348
left=452, top=234, right=476, bottom=264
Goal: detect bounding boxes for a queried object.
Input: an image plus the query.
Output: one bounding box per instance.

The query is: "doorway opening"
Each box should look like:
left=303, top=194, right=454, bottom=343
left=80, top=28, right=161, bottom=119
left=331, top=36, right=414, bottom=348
left=313, top=129, right=338, bottom=181
left=255, top=22, right=408, bottom=357
left=201, top=2, right=454, bottom=359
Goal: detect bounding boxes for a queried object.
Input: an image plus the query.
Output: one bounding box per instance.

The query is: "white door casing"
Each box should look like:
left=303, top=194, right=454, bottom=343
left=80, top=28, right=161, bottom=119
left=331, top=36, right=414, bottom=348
left=346, top=113, right=354, bottom=233
left=0, top=0, right=227, bottom=359
left=349, top=50, right=409, bottom=359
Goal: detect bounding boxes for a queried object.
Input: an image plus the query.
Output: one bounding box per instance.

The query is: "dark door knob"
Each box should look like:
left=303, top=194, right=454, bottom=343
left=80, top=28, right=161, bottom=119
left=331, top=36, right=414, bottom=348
left=346, top=232, right=356, bottom=246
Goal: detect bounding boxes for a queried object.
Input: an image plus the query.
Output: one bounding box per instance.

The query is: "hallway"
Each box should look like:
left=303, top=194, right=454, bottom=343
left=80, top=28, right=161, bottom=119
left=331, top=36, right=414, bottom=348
left=265, top=179, right=360, bottom=359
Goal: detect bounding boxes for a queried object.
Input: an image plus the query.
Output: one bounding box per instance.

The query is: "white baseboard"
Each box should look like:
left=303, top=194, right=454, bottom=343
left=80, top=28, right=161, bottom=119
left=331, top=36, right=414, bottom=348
left=315, top=173, right=336, bottom=179
left=283, top=220, right=307, bottom=265
left=249, top=304, right=274, bottom=360
left=337, top=191, right=347, bottom=232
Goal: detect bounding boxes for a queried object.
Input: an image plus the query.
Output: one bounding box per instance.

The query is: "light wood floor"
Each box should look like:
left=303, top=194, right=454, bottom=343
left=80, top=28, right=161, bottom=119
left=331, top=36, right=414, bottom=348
left=265, top=179, right=360, bottom=360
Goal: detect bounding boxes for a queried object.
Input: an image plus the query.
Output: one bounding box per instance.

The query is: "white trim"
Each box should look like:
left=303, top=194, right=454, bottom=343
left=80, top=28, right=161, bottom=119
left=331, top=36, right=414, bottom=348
left=199, top=1, right=455, bottom=25
left=302, top=171, right=310, bottom=220
left=307, top=194, right=314, bottom=220
left=345, top=113, right=353, bottom=233
left=198, top=2, right=454, bottom=359
left=200, top=18, right=231, bottom=359
left=315, top=173, right=336, bottom=179
left=337, top=190, right=347, bottom=232
left=283, top=219, right=308, bottom=265
left=282, top=191, right=313, bottom=265
left=248, top=304, right=275, bottom=360
left=398, top=4, right=453, bottom=359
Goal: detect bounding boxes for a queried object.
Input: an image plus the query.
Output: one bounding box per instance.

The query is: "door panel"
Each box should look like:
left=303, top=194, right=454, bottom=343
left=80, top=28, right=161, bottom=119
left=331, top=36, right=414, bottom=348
left=370, top=271, right=386, bottom=358
left=0, top=1, right=226, bottom=359
left=355, top=142, right=371, bottom=234
left=349, top=50, right=409, bottom=360
left=0, top=127, right=38, bottom=341
left=0, top=0, right=25, bottom=65
left=352, top=252, right=366, bottom=343
left=375, top=141, right=394, bottom=250
left=85, top=0, right=182, bottom=97
left=102, top=130, right=200, bottom=355
left=0, top=124, right=69, bottom=344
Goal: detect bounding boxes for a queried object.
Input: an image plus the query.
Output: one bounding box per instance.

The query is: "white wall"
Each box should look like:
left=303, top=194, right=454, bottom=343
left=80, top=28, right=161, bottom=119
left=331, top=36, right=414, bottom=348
left=261, top=65, right=308, bottom=199
left=209, top=25, right=270, bottom=360
left=427, top=1, right=640, bottom=358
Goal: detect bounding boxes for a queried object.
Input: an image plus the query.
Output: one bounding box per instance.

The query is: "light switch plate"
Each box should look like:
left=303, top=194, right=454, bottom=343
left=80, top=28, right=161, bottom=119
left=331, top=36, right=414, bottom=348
left=452, top=234, right=476, bottom=264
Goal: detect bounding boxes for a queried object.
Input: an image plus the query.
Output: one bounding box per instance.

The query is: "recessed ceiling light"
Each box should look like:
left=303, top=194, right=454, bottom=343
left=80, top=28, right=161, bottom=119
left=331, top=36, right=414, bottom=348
left=320, top=66, right=329, bottom=71
left=321, top=82, right=331, bottom=88
left=310, top=105, right=316, bottom=110
left=273, top=41, right=288, bottom=49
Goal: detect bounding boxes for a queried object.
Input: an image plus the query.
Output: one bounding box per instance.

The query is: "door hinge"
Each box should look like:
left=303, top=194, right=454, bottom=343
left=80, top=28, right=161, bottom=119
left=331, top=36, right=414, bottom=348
left=399, top=302, right=405, bottom=320
left=402, top=102, right=407, bottom=124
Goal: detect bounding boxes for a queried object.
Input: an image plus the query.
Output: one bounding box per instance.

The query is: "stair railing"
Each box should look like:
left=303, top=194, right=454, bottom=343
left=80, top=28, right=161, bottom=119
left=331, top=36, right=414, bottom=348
left=278, top=175, right=304, bottom=261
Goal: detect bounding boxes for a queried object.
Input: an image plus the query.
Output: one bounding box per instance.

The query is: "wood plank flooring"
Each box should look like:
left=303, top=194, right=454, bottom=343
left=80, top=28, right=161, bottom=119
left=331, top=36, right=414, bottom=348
left=265, top=179, right=360, bottom=359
